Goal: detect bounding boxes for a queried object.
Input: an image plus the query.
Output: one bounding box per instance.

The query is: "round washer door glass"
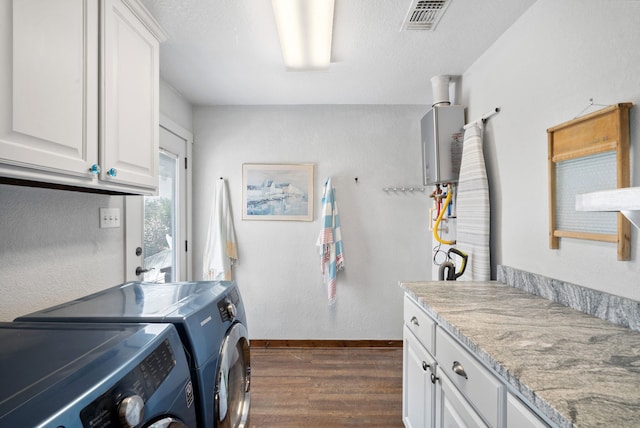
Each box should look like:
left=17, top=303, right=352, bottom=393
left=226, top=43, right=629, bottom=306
left=215, top=323, right=250, bottom=428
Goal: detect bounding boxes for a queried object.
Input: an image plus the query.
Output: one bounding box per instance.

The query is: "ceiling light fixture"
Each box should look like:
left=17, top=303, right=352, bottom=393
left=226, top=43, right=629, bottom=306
left=272, top=0, right=335, bottom=71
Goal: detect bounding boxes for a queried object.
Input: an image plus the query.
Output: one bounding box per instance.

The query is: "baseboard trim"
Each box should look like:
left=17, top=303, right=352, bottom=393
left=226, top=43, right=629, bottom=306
left=250, top=339, right=402, bottom=348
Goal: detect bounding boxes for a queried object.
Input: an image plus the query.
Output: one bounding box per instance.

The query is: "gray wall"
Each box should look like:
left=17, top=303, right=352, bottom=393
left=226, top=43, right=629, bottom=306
left=462, top=0, right=640, bottom=300
left=192, top=105, right=431, bottom=339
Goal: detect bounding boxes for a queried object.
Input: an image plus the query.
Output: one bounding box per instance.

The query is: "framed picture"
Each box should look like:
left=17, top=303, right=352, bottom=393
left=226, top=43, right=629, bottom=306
left=242, top=163, right=314, bottom=221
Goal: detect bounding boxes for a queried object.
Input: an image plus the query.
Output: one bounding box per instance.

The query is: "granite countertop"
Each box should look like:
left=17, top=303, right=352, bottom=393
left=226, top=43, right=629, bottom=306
left=401, top=281, right=640, bottom=428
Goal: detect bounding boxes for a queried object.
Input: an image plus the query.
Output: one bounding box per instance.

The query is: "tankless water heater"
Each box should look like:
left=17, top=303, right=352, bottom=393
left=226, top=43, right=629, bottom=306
left=421, top=105, right=464, bottom=185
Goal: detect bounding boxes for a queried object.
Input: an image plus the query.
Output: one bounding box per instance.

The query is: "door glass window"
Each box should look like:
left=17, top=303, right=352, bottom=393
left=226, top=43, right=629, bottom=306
left=143, top=150, right=178, bottom=283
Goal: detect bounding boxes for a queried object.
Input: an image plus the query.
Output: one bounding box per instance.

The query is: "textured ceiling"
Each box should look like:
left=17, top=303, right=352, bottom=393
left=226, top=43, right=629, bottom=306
left=140, top=0, right=536, bottom=106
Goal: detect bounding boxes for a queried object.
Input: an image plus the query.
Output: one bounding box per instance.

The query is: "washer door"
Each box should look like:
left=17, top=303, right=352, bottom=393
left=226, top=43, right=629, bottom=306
left=215, top=322, right=251, bottom=428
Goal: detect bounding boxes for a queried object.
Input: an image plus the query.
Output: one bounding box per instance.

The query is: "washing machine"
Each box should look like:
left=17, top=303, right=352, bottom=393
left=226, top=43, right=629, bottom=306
left=0, top=321, right=197, bottom=427
left=17, top=281, right=251, bottom=428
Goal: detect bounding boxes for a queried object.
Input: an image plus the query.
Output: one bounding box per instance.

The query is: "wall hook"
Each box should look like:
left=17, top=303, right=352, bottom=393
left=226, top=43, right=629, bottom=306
left=355, top=177, right=358, bottom=184
left=574, top=98, right=608, bottom=118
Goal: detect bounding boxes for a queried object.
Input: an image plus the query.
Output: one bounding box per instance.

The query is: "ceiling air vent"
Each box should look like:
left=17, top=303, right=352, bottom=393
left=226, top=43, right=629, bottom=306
left=401, top=0, right=451, bottom=31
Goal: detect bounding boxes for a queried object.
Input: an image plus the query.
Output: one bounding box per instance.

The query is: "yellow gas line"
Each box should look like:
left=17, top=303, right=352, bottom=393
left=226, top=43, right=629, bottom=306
left=433, top=185, right=455, bottom=245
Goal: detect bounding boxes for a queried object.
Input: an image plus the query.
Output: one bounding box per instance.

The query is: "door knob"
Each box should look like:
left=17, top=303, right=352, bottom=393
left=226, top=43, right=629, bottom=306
left=136, top=266, right=153, bottom=276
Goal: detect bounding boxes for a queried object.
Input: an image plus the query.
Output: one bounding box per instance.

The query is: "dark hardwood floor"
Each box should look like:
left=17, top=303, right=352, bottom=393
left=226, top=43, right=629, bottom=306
left=248, top=346, right=404, bottom=427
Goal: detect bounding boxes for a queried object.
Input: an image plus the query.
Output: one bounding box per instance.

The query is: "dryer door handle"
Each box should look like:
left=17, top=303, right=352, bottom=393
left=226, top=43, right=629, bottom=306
left=145, top=417, right=187, bottom=428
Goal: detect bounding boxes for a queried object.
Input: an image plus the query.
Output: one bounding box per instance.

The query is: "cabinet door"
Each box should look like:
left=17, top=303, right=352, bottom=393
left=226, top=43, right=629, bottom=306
left=437, top=373, right=488, bottom=428
left=507, top=393, right=549, bottom=428
left=403, top=325, right=436, bottom=428
left=101, top=0, right=159, bottom=191
left=0, top=0, right=98, bottom=179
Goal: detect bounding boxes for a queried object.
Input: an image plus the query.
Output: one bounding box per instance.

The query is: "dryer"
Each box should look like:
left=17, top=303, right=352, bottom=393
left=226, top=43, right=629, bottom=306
left=0, top=322, right=197, bottom=428
left=17, top=281, right=251, bottom=428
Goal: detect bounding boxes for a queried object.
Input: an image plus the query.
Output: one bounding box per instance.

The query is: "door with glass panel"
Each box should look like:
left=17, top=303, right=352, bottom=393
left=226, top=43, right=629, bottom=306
left=125, top=120, right=192, bottom=282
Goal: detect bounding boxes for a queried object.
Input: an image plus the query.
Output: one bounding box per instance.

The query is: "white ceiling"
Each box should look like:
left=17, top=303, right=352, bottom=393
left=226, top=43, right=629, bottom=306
left=139, top=0, right=536, bottom=106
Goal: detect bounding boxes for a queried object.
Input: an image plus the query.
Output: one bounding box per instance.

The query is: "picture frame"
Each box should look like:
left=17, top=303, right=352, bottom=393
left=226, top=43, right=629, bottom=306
left=242, top=163, right=314, bottom=221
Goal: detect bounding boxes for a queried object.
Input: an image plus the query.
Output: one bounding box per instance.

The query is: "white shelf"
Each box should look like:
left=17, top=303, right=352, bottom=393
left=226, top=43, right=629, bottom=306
left=576, top=187, right=640, bottom=229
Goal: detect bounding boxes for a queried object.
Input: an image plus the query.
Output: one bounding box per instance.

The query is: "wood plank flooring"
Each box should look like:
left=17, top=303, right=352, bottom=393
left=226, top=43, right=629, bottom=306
left=248, top=347, right=404, bottom=427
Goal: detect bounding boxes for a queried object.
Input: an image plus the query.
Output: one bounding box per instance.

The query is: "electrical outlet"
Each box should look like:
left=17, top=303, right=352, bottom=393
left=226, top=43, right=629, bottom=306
left=100, top=208, right=121, bottom=228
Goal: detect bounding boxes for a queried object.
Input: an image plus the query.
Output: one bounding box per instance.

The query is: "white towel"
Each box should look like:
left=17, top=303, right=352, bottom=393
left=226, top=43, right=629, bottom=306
left=316, top=177, right=344, bottom=304
left=456, top=122, right=491, bottom=281
left=203, top=178, right=238, bottom=280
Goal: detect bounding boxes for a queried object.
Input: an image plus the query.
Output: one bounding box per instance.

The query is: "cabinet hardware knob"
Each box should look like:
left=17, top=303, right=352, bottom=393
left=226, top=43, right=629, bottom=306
left=452, top=361, right=468, bottom=379
left=422, top=361, right=430, bottom=371
left=107, top=167, right=118, bottom=177
left=89, top=164, right=101, bottom=175
left=430, top=373, right=439, bottom=384
left=410, top=316, right=420, bottom=326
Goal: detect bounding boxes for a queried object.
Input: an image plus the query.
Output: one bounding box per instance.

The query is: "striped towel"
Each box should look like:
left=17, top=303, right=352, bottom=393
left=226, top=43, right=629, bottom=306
left=316, top=177, right=344, bottom=304
left=203, top=178, right=238, bottom=281
left=456, top=122, right=491, bottom=281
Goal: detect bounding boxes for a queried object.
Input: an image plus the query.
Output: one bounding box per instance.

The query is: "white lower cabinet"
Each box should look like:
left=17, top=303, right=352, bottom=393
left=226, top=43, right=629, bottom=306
left=403, top=325, right=437, bottom=428
left=403, top=294, right=550, bottom=428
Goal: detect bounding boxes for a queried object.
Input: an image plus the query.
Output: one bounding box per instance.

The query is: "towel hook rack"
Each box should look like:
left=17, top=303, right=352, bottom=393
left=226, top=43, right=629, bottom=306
left=464, top=107, right=501, bottom=129
left=382, top=186, right=426, bottom=193
left=481, top=107, right=500, bottom=123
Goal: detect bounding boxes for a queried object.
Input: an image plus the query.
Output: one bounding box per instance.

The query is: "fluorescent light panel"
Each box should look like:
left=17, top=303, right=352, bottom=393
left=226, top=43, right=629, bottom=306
left=272, top=0, right=335, bottom=71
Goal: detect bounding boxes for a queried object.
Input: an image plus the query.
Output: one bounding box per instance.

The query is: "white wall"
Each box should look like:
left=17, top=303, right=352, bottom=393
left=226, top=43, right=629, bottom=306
left=462, top=0, right=640, bottom=299
left=160, top=80, right=193, bottom=132
left=193, top=105, right=431, bottom=339
left=0, top=185, right=126, bottom=321
left=0, top=79, right=193, bottom=321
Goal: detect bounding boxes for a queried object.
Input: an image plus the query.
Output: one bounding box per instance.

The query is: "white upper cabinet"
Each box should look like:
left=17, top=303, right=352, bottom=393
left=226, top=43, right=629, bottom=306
left=0, top=0, right=99, bottom=179
left=0, top=0, right=166, bottom=194
left=100, top=0, right=161, bottom=190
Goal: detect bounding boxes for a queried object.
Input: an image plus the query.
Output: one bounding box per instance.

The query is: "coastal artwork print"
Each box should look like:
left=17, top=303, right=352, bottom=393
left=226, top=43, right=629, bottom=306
left=242, top=163, right=314, bottom=221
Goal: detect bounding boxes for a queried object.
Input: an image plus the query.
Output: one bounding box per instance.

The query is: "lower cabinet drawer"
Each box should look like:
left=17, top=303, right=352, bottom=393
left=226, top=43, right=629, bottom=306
left=404, top=295, right=436, bottom=354
left=436, top=327, right=504, bottom=427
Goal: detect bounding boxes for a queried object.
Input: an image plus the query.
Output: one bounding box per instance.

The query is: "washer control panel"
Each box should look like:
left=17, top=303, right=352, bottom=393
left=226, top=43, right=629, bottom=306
left=80, top=339, right=176, bottom=428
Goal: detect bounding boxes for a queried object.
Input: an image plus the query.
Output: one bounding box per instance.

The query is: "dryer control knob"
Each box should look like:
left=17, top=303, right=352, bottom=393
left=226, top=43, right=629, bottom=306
left=118, top=395, right=145, bottom=428
left=226, top=300, right=237, bottom=321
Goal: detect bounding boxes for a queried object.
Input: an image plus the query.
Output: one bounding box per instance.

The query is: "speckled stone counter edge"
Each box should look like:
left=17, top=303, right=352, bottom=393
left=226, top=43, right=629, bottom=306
left=497, top=265, right=640, bottom=333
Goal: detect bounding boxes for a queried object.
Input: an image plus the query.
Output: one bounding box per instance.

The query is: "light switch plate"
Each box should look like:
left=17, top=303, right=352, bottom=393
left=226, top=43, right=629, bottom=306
left=100, top=208, right=121, bottom=228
